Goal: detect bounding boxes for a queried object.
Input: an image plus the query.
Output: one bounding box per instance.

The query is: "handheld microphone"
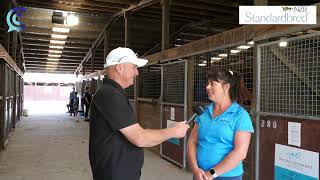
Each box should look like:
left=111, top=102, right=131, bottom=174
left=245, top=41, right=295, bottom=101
left=186, top=104, right=205, bottom=124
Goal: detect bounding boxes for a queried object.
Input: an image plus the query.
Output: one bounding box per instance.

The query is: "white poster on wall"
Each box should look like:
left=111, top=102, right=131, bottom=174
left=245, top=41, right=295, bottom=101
left=167, top=119, right=179, bottom=145
left=275, top=144, right=319, bottom=180
left=170, top=107, right=175, bottom=120
left=288, top=122, right=301, bottom=147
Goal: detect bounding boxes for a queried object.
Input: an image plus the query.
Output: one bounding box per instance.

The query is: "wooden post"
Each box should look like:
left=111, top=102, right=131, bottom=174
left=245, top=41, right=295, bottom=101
left=161, top=0, right=170, bottom=50
left=82, top=63, right=86, bottom=76
left=134, top=77, right=140, bottom=122
left=124, top=12, right=130, bottom=48
left=91, top=50, right=95, bottom=73
left=104, top=29, right=110, bottom=61
left=254, top=0, right=268, bottom=5
left=12, top=31, right=17, bottom=62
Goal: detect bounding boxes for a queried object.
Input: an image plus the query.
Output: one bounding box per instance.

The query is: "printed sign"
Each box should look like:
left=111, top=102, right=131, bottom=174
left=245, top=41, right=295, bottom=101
left=275, top=144, right=319, bottom=180
left=167, top=119, right=179, bottom=145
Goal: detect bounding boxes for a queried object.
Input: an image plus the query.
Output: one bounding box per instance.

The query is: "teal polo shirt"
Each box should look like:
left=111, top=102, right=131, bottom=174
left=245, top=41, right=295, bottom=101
left=195, top=102, right=254, bottom=177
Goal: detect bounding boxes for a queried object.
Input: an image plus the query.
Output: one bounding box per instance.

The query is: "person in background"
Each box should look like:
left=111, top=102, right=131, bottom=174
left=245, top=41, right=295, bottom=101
left=72, top=92, right=79, bottom=117
left=187, top=68, right=254, bottom=180
left=89, top=47, right=190, bottom=180
left=69, top=87, right=76, bottom=116
left=84, top=86, right=92, bottom=121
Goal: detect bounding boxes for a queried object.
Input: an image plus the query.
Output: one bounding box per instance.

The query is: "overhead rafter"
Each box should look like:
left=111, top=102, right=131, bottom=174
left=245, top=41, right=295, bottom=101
left=74, top=0, right=160, bottom=74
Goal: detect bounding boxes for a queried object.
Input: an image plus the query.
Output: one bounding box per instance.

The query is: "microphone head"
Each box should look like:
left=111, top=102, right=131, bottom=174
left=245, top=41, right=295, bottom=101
left=193, top=104, right=205, bottom=116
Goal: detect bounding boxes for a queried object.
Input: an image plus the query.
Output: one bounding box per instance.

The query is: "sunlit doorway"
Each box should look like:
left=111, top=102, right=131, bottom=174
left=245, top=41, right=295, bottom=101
left=23, top=73, right=79, bottom=115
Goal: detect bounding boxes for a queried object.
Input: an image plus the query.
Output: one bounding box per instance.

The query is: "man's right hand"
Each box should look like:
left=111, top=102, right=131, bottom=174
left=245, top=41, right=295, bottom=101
left=170, top=121, right=190, bottom=138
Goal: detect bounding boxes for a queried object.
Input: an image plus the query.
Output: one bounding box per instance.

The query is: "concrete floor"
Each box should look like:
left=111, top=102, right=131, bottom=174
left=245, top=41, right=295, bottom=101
left=0, top=114, right=192, bottom=180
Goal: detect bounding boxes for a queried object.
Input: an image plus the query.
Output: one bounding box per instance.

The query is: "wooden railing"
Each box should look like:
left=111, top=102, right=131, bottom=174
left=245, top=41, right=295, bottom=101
left=0, top=43, right=23, bottom=77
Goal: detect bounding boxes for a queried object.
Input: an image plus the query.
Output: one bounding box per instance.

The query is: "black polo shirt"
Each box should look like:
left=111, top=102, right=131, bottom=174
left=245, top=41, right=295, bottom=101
left=89, top=78, right=144, bottom=180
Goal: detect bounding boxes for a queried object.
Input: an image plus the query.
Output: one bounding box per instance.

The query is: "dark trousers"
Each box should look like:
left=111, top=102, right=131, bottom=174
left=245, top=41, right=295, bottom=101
left=85, top=104, right=90, bottom=118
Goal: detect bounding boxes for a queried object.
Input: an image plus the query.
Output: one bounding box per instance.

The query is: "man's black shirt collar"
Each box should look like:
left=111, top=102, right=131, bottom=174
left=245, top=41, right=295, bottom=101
left=103, top=78, right=125, bottom=94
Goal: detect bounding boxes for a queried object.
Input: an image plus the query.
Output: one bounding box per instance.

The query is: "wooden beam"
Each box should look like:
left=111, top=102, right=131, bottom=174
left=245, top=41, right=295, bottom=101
left=25, top=63, right=78, bottom=68
left=21, top=31, right=97, bottom=41
left=24, top=57, right=86, bottom=62
left=21, top=19, right=105, bottom=32
left=22, top=34, right=95, bottom=45
left=93, top=0, right=133, bottom=5
left=23, top=48, right=87, bottom=55
left=143, top=20, right=214, bottom=56
left=91, top=49, right=95, bottom=73
left=74, top=0, right=160, bottom=74
left=26, top=61, right=82, bottom=65
left=270, top=46, right=319, bottom=97
left=23, top=44, right=89, bottom=50
left=254, top=0, right=268, bottom=5
left=22, top=39, right=92, bottom=49
left=24, top=27, right=100, bottom=39
left=23, top=46, right=105, bottom=53
left=46, top=0, right=129, bottom=9
left=18, top=0, right=120, bottom=13
left=12, top=31, right=17, bottom=62
left=161, top=0, right=170, bottom=50
left=22, top=8, right=111, bottom=24
left=171, top=0, right=236, bottom=14
left=0, top=43, right=24, bottom=77
left=124, top=12, right=130, bottom=47
left=83, top=63, right=86, bottom=76
left=170, top=5, right=236, bottom=17
left=24, top=53, right=85, bottom=59
left=193, top=0, right=241, bottom=8
left=23, top=51, right=87, bottom=58
left=104, top=29, right=110, bottom=61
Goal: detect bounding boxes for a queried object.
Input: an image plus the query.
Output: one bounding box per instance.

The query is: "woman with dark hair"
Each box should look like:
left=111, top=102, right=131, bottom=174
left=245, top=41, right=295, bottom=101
left=187, top=68, right=254, bottom=180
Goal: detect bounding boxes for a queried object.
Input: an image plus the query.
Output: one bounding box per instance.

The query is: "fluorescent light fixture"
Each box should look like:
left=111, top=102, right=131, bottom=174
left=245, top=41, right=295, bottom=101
left=46, top=65, right=58, bottom=69
left=202, top=60, right=207, bottom=63
left=66, top=14, right=79, bottom=26
left=211, top=57, right=222, bottom=61
left=248, top=41, right=254, bottom=45
left=230, top=49, right=241, bottom=54
left=237, top=45, right=251, bottom=49
left=218, top=54, right=228, bottom=57
left=49, top=45, right=64, bottom=49
left=48, top=54, right=61, bottom=58
left=279, top=41, right=288, bottom=47
left=174, top=44, right=182, bottom=47
left=52, top=27, right=70, bottom=33
left=47, top=61, right=59, bottom=64
left=198, top=63, right=206, bottom=66
left=47, top=58, right=60, bottom=61
left=51, top=34, right=68, bottom=39
left=48, top=50, right=62, bottom=54
left=50, top=40, right=65, bottom=44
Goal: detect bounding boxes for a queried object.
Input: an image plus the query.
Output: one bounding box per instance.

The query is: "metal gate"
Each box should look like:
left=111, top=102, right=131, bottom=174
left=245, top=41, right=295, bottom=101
left=256, top=33, right=320, bottom=180
left=160, top=60, right=188, bottom=168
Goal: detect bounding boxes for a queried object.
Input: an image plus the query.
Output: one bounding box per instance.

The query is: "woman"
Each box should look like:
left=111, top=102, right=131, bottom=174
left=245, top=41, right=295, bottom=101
left=187, top=69, right=254, bottom=180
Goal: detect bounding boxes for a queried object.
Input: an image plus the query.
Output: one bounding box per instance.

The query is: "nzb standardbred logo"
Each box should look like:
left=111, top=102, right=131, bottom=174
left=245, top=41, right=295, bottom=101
left=6, top=7, right=26, bottom=32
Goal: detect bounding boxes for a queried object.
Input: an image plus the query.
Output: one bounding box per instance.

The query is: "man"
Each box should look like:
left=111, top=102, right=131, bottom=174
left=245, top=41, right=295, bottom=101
left=84, top=86, right=91, bottom=121
left=89, top=47, right=190, bottom=180
left=69, top=87, right=75, bottom=116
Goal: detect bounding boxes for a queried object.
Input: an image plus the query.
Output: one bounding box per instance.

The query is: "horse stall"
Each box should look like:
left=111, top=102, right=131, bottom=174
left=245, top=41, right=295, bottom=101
left=256, top=32, right=320, bottom=180
left=137, top=65, right=161, bottom=153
